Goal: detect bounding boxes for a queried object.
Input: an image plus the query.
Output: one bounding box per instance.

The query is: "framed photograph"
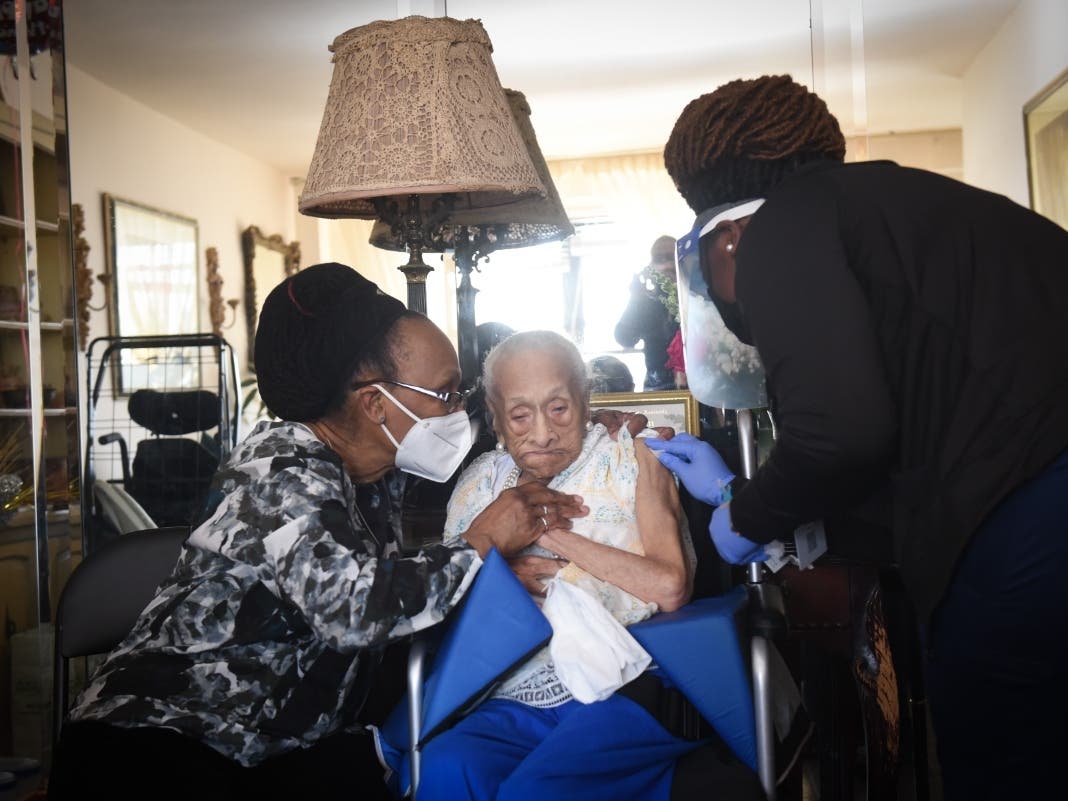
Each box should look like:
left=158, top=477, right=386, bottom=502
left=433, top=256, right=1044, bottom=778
left=590, top=390, right=700, bottom=435
left=1024, top=67, right=1068, bottom=231
left=103, top=194, right=200, bottom=393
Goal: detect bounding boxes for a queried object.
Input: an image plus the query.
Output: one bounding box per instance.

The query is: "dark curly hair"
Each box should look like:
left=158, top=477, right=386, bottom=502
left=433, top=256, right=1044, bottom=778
left=664, top=75, right=846, bottom=212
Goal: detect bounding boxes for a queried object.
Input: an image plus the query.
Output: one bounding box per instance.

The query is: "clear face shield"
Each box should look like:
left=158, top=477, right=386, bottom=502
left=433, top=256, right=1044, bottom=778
left=675, top=199, right=768, bottom=410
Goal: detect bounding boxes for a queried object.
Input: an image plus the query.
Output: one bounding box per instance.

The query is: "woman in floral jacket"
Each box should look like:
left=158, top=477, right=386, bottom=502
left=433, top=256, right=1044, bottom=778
left=49, top=264, right=586, bottom=801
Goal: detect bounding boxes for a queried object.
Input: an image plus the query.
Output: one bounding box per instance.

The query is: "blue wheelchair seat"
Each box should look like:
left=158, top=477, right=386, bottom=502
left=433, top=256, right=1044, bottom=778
left=374, top=554, right=760, bottom=797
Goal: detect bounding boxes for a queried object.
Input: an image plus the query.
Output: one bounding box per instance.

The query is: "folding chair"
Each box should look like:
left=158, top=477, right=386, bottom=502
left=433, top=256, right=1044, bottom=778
left=52, top=526, right=189, bottom=745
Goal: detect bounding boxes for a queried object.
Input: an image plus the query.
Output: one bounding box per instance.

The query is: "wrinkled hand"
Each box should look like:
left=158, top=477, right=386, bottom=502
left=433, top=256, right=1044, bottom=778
left=644, top=433, right=734, bottom=506
left=590, top=409, right=649, bottom=440
left=508, top=554, right=569, bottom=596
left=709, top=503, right=767, bottom=564
left=462, top=482, right=588, bottom=557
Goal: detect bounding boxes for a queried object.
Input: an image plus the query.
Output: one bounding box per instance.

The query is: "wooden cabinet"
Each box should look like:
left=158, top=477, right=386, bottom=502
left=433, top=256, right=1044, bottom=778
left=0, top=9, right=79, bottom=769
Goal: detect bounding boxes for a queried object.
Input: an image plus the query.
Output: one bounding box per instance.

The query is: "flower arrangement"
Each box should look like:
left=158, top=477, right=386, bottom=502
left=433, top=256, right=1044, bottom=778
left=639, top=266, right=680, bottom=323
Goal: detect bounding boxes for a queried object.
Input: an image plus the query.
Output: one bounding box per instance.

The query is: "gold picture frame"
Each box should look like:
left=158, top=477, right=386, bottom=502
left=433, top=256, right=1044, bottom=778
left=590, top=390, right=700, bottom=435
left=1024, top=67, right=1068, bottom=231
left=241, top=225, right=301, bottom=371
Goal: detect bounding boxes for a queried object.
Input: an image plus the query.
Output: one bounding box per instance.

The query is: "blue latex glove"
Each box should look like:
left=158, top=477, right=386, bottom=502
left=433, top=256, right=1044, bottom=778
left=644, top=433, right=734, bottom=506
left=710, top=503, right=768, bottom=564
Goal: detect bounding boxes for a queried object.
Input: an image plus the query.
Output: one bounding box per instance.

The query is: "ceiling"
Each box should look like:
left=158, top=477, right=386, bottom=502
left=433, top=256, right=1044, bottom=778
left=64, top=0, right=1018, bottom=177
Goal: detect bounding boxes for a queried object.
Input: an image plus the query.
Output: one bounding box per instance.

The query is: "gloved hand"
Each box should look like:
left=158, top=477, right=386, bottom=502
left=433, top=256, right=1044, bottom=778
left=710, top=503, right=768, bottom=564
left=644, top=433, right=734, bottom=506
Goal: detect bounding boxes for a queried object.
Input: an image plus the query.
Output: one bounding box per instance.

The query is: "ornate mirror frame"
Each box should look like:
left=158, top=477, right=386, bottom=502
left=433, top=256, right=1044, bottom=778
left=241, top=226, right=300, bottom=370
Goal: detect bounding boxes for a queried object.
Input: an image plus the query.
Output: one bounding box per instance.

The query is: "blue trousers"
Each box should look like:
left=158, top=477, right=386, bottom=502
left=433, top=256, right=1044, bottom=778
left=924, top=448, right=1068, bottom=800
left=417, top=695, right=701, bottom=801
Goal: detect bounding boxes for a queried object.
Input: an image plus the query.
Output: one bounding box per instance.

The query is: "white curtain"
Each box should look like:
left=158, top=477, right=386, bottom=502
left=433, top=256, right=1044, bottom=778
left=548, top=151, right=694, bottom=242
left=114, top=204, right=198, bottom=338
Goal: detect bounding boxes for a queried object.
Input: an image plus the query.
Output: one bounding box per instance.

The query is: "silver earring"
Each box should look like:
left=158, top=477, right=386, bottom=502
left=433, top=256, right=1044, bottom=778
left=585, top=420, right=593, bottom=431
left=495, top=441, right=504, bottom=452
left=726, top=243, right=734, bottom=252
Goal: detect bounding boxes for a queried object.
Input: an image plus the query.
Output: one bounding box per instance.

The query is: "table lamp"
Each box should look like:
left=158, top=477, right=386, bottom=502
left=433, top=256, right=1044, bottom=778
left=299, top=15, right=546, bottom=314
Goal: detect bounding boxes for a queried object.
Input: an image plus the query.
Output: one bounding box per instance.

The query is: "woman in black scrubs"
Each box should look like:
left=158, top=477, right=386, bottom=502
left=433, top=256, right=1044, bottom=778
left=648, top=74, right=1068, bottom=801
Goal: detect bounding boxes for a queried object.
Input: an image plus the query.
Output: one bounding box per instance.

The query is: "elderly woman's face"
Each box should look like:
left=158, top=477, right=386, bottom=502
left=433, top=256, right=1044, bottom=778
left=490, top=348, right=587, bottom=482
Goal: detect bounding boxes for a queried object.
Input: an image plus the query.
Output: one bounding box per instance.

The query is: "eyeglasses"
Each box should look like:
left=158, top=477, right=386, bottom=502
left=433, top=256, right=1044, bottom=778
left=354, top=379, right=472, bottom=413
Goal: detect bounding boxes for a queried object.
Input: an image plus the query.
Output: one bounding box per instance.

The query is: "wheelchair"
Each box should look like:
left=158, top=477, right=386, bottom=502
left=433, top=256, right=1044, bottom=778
left=381, top=408, right=925, bottom=801
left=83, top=334, right=239, bottom=551
left=376, top=410, right=810, bottom=800
left=373, top=553, right=806, bottom=800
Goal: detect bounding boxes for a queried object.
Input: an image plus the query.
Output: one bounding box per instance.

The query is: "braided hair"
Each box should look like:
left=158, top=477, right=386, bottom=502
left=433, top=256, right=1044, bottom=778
left=254, top=263, right=412, bottom=421
left=664, top=75, right=846, bottom=212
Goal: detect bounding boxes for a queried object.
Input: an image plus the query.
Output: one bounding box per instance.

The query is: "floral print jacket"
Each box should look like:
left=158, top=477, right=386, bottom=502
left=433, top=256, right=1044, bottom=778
left=70, top=421, right=479, bottom=766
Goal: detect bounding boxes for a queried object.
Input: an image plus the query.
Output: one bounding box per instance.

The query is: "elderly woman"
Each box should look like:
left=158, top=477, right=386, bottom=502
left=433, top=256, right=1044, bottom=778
left=48, top=265, right=587, bottom=801
left=418, top=330, right=702, bottom=801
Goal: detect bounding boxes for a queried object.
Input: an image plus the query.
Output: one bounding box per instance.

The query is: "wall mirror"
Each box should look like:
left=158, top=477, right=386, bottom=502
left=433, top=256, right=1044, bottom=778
left=103, top=194, right=199, bottom=392
left=241, top=226, right=300, bottom=370
left=1024, top=67, right=1068, bottom=232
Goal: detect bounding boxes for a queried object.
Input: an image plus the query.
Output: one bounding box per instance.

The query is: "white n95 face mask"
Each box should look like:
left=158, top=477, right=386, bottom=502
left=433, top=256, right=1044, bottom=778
left=376, top=384, right=474, bottom=482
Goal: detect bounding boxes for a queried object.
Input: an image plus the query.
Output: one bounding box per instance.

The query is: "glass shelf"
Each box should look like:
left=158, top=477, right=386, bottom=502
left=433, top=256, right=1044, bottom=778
left=0, top=213, right=60, bottom=233
left=0, top=319, right=76, bottom=332
left=0, top=407, right=76, bottom=418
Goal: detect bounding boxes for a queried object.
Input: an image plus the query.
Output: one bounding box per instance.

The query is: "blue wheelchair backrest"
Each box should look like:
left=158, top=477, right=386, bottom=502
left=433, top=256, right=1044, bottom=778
left=418, top=548, right=553, bottom=743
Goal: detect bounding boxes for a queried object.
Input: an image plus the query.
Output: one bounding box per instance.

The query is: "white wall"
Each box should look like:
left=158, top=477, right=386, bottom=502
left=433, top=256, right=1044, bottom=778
left=848, top=129, right=963, bottom=181
left=67, top=65, right=294, bottom=382
left=962, top=0, right=1068, bottom=203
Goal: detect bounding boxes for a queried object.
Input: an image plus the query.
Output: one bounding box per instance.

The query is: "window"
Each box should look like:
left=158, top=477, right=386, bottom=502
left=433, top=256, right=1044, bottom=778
left=474, top=218, right=657, bottom=389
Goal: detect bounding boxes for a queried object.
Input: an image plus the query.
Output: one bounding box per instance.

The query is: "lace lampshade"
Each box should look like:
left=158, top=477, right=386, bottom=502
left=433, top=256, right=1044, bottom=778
left=299, top=16, right=546, bottom=220
left=368, top=89, right=573, bottom=257
left=451, top=89, right=573, bottom=235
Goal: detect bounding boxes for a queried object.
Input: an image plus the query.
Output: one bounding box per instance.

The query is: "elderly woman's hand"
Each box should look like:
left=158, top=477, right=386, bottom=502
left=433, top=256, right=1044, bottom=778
left=462, top=482, right=589, bottom=558
left=508, top=554, right=569, bottom=596
left=590, top=409, right=676, bottom=441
